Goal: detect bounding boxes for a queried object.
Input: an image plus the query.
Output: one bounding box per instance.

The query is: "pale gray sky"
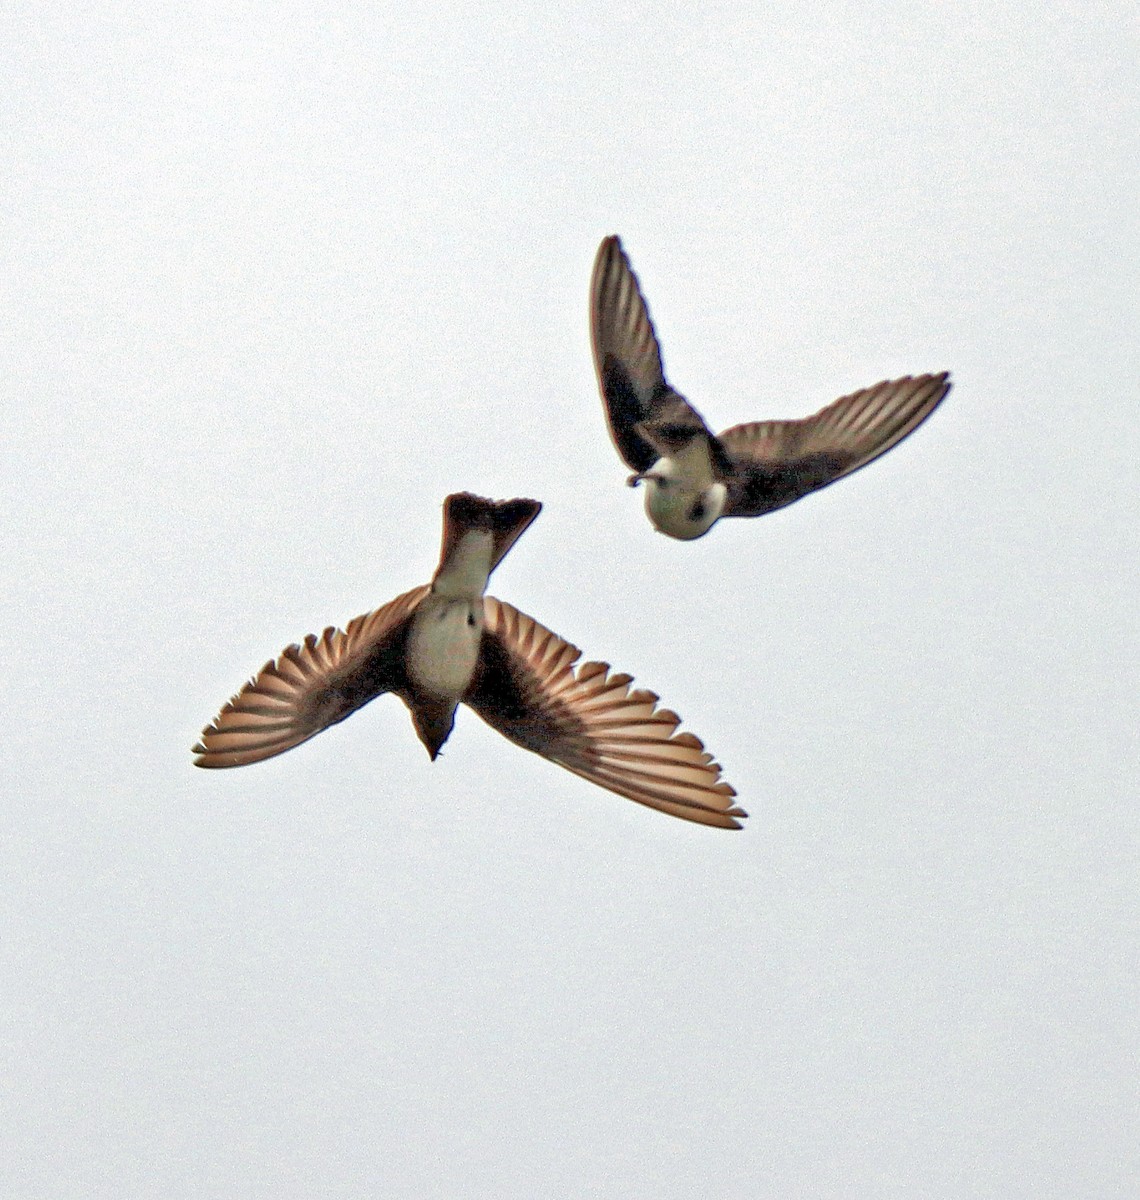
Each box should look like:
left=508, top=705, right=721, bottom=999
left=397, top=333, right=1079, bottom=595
left=2, top=3, right=1137, bottom=1197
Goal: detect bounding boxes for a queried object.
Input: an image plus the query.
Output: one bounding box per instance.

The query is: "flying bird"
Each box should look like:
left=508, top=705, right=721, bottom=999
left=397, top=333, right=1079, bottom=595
left=590, top=235, right=952, bottom=540
left=194, top=493, right=745, bottom=829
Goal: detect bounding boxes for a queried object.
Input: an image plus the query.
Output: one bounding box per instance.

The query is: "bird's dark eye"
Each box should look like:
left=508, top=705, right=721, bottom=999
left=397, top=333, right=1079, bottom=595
left=467, top=612, right=476, bottom=627
left=689, top=500, right=706, bottom=522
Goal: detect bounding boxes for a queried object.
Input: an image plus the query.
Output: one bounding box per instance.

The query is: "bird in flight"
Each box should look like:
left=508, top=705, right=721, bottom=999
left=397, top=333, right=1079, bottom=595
left=194, top=493, right=745, bottom=829
left=590, top=235, right=951, bottom=540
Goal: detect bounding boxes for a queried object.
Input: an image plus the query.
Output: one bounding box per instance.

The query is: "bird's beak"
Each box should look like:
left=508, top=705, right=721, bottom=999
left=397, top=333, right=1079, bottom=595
left=627, top=472, right=646, bottom=488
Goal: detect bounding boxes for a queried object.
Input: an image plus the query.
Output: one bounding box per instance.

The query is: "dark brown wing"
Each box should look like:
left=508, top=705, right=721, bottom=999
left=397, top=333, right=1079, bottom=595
left=465, top=597, right=746, bottom=829
left=718, top=373, right=950, bottom=517
left=193, top=584, right=430, bottom=768
left=590, top=235, right=711, bottom=472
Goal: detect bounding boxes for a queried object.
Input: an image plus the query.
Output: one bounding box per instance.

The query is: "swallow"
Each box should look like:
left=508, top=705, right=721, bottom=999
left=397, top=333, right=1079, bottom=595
left=194, top=493, right=745, bottom=829
left=590, top=235, right=952, bottom=540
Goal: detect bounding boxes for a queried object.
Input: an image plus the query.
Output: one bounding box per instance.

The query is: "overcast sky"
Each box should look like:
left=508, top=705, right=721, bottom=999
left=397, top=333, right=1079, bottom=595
left=2, top=3, right=1137, bottom=1197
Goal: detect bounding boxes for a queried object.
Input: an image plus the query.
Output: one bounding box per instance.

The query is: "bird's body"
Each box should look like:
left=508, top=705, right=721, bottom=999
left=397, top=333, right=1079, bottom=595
left=590, top=235, right=952, bottom=540
left=403, top=523, right=494, bottom=746
left=194, top=493, right=745, bottom=829
left=637, top=434, right=729, bottom=541
left=405, top=594, right=483, bottom=702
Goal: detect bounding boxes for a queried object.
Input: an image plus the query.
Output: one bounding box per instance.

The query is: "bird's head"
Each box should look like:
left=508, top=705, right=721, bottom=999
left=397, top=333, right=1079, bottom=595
left=629, top=468, right=726, bottom=541
left=412, top=702, right=458, bottom=760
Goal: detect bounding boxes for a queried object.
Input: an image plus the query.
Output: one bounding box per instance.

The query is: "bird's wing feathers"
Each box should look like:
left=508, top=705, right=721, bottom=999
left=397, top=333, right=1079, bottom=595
left=465, top=597, right=746, bottom=829
left=193, top=584, right=430, bottom=768
left=718, top=373, right=950, bottom=517
left=590, top=235, right=709, bottom=472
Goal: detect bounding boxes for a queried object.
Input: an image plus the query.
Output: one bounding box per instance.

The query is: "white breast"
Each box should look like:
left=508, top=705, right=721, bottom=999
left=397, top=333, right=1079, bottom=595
left=406, top=598, right=484, bottom=699
left=644, top=477, right=727, bottom=539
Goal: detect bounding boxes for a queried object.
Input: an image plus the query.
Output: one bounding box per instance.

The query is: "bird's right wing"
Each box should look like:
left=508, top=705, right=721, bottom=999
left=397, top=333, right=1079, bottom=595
left=465, top=597, right=746, bottom=829
left=193, top=585, right=430, bottom=768
left=590, top=235, right=710, bottom=472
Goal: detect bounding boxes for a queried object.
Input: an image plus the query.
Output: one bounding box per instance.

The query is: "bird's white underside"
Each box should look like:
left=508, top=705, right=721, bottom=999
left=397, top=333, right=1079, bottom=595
left=405, top=598, right=484, bottom=700
left=432, top=529, right=495, bottom=599
left=644, top=449, right=727, bottom=539
left=406, top=529, right=494, bottom=699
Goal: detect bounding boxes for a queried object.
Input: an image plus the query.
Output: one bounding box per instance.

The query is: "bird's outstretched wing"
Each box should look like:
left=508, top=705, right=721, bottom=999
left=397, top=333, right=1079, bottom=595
left=718, top=373, right=951, bottom=517
left=193, top=585, right=431, bottom=767
left=590, top=235, right=711, bottom=472
left=466, top=597, right=746, bottom=829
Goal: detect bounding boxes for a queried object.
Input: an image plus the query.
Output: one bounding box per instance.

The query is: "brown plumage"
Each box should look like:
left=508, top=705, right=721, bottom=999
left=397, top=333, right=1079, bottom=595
left=194, top=493, right=744, bottom=830
left=590, top=234, right=951, bottom=539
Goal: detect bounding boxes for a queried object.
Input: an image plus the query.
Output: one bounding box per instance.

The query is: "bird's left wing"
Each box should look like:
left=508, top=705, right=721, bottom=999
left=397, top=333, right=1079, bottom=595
left=193, top=584, right=430, bottom=767
left=465, top=598, right=746, bottom=829
left=719, top=373, right=951, bottom=517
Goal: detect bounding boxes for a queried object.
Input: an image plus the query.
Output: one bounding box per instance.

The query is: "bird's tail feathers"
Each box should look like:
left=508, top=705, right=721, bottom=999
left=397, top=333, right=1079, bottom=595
left=440, top=492, right=542, bottom=576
